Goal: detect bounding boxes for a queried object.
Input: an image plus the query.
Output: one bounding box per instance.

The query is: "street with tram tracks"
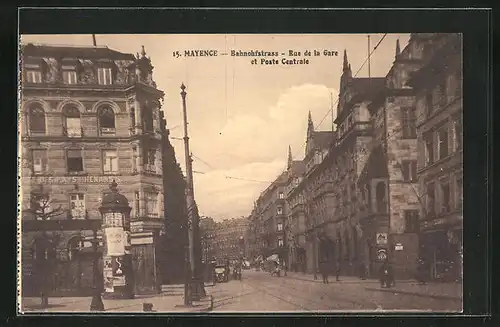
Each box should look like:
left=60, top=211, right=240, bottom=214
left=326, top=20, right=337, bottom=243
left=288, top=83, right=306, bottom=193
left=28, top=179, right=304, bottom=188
left=209, top=270, right=462, bottom=312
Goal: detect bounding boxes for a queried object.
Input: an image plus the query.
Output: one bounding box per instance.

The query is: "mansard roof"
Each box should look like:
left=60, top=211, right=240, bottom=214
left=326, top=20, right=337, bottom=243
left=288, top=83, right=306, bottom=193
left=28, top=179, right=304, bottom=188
left=21, top=43, right=136, bottom=61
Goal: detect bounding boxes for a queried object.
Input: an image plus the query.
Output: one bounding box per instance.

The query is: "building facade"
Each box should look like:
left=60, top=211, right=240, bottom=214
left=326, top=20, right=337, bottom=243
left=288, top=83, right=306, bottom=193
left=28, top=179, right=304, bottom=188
left=20, top=43, right=165, bottom=295
left=409, top=33, right=463, bottom=281
left=210, top=217, right=249, bottom=261
left=199, top=216, right=218, bottom=263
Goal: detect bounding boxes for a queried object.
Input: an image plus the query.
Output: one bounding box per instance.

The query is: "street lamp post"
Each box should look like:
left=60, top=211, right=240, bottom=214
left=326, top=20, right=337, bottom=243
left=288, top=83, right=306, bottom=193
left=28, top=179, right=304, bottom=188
left=89, top=228, right=104, bottom=311
left=180, top=83, right=205, bottom=302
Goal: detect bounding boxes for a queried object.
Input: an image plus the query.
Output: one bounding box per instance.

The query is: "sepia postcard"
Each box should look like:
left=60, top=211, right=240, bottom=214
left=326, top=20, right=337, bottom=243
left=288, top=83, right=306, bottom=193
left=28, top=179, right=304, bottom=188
left=17, top=32, right=463, bottom=314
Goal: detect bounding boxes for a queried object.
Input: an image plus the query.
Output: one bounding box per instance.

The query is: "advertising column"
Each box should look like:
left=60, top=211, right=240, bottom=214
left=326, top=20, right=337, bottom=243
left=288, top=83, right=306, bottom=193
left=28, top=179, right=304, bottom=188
left=102, top=212, right=134, bottom=299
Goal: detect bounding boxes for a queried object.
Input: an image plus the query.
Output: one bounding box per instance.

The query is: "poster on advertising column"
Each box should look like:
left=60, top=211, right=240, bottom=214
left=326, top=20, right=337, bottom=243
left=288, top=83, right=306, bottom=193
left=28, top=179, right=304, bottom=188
left=105, top=227, right=125, bottom=256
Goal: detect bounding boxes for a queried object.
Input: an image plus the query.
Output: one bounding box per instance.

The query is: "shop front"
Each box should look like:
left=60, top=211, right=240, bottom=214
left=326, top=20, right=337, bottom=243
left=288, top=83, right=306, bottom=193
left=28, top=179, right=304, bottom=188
left=420, top=228, right=462, bottom=282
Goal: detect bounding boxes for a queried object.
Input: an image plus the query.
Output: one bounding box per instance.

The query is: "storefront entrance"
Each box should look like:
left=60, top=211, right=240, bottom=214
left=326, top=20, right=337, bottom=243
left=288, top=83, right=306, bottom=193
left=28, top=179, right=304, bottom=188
left=421, top=230, right=462, bottom=282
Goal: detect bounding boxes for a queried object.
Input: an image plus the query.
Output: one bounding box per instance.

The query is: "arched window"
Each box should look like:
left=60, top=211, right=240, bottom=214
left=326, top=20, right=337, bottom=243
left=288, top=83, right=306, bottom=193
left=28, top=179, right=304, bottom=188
left=27, top=105, right=46, bottom=134
left=98, top=106, right=115, bottom=132
left=376, top=181, right=387, bottom=213
left=63, top=105, right=81, bottom=137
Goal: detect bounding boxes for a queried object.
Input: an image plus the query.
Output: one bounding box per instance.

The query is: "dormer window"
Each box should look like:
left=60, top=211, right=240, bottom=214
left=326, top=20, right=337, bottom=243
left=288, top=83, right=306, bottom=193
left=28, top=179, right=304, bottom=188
left=24, top=60, right=46, bottom=84
left=62, top=69, right=78, bottom=85
left=26, top=70, right=42, bottom=83
left=97, top=67, right=113, bottom=85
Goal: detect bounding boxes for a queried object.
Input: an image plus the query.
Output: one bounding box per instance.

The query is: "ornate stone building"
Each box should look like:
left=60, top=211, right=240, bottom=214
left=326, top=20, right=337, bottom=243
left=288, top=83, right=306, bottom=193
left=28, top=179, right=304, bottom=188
left=20, top=43, right=165, bottom=294
left=408, top=33, right=463, bottom=281
left=357, top=38, right=427, bottom=278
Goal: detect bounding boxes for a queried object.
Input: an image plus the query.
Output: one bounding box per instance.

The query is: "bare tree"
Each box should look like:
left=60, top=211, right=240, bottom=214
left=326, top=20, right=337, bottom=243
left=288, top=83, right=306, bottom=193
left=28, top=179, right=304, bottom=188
left=26, top=190, right=66, bottom=307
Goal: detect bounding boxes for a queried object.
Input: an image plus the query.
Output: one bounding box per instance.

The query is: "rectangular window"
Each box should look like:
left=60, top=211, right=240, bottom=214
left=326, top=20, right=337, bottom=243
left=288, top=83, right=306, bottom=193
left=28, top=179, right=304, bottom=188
left=278, top=238, right=284, bottom=247
left=440, top=181, right=451, bottom=213
left=32, top=149, right=48, bottom=173
left=144, top=192, right=158, bottom=217
left=277, top=207, right=283, bottom=215
left=103, top=150, right=118, bottom=173
left=97, top=67, right=113, bottom=85
left=424, top=133, right=434, bottom=165
left=278, top=192, right=284, bottom=199
left=404, top=210, right=420, bottom=233
left=438, top=126, right=449, bottom=160
left=401, top=107, right=417, bottom=138
left=62, top=70, right=78, bottom=84
left=277, top=223, right=283, bottom=231
left=134, top=191, right=140, bottom=217
left=67, top=149, right=84, bottom=173
left=26, top=70, right=42, bottom=83
left=66, top=117, right=82, bottom=137
left=70, top=194, right=86, bottom=219
left=453, top=117, right=463, bottom=152
left=456, top=176, right=463, bottom=210
left=402, top=160, right=417, bottom=182
left=426, top=182, right=435, bottom=217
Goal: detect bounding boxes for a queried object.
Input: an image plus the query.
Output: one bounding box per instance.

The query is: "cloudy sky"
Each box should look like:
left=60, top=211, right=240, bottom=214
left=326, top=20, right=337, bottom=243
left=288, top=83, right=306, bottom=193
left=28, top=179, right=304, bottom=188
left=21, top=33, right=410, bottom=221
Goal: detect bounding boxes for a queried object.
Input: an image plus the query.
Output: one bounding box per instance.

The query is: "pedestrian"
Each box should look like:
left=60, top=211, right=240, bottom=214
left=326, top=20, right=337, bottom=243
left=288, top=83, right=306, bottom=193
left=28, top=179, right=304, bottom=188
left=379, top=260, right=395, bottom=288
left=359, top=262, right=367, bottom=280
left=335, top=261, right=341, bottom=281
left=320, top=262, right=329, bottom=284
left=416, top=258, right=427, bottom=285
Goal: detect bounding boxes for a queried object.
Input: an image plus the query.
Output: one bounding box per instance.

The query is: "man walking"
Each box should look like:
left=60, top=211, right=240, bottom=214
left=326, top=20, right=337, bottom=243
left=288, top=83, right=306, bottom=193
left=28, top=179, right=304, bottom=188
left=335, top=260, right=341, bottom=281
left=320, top=261, right=329, bottom=284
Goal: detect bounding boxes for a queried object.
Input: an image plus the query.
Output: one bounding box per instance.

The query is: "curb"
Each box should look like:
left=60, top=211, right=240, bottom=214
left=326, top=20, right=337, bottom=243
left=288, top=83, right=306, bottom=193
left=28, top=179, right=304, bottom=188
left=364, top=287, right=462, bottom=301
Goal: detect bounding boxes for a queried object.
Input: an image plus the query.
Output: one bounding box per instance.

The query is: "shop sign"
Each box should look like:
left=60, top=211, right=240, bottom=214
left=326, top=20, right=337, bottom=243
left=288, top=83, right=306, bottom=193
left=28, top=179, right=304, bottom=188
left=106, top=227, right=125, bottom=256
left=29, top=176, right=122, bottom=185
left=394, top=243, right=403, bottom=251
left=376, top=233, right=388, bottom=245
left=377, top=248, right=387, bottom=261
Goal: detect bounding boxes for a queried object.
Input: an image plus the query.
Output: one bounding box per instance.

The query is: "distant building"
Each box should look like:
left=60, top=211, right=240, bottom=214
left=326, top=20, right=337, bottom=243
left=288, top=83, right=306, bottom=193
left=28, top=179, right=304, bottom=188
left=209, top=217, right=249, bottom=261
left=408, top=33, right=463, bottom=281
left=199, top=216, right=218, bottom=262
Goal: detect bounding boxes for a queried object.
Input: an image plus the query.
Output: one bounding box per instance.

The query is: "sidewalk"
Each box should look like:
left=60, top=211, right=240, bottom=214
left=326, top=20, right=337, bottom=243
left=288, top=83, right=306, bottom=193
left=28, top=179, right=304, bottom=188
left=283, top=271, right=462, bottom=301
left=20, top=291, right=213, bottom=313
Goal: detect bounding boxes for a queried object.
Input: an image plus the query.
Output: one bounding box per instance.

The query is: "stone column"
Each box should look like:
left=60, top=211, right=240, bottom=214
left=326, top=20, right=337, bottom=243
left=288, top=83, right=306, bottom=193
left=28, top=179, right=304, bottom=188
left=139, top=189, right=146, bottom=218
left=135, top=145, right=143, bottom=173
left=134, top=99, right=142, bottom=134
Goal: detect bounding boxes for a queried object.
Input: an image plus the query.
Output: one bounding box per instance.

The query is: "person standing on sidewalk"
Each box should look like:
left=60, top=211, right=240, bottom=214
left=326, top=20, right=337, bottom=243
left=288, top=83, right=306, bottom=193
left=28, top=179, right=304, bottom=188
left=358, top=262, right=367, bottom=280
left=335, top=260, right=341, bottom=281
left=319, top=261, right=329, bottom=284
left=415, top=258, right=427, bottom=285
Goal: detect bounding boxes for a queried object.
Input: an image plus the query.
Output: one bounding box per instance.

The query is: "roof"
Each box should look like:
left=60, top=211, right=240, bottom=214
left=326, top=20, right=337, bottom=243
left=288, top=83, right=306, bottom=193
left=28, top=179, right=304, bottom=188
left=21, top=43, right=136, bottom=61
left=358, top=145, right=389, bottom=185
left=312, top=131, right=335, bottom=149
left=289, top=160, right=305, bottom=176
left=350, top=77, right=386, bottom=97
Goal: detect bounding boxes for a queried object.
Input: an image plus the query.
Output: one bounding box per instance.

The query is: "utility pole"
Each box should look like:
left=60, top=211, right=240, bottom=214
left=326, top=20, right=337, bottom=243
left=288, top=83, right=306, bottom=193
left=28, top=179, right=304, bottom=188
left=367, top=35, right=371, bottom=81
left=180, top=83, right=205, bottom=302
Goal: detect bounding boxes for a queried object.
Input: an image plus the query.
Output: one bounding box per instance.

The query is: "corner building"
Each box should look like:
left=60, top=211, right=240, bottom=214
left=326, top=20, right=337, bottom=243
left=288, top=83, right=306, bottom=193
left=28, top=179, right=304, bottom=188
left=20, top=44, right=165, bottom=295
